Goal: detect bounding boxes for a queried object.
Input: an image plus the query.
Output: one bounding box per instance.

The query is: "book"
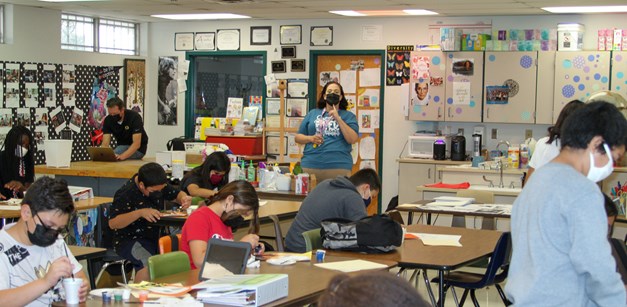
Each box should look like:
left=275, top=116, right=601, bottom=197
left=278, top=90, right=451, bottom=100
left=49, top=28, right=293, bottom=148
left=242, top=106, right=259, bottom=125
left=194, top=274, right=288, bottom=307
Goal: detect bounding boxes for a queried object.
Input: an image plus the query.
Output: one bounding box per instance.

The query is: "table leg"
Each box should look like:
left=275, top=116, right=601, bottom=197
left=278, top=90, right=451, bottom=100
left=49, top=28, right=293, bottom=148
left=408, top=212, right=414, bottom=224
left=87, top=259, right=97, bottom=290
left=427, top=213, right=432, bottom=225
left=438, top=270, right=445, bottom=307
left=422, top=269, right=436, bottom=307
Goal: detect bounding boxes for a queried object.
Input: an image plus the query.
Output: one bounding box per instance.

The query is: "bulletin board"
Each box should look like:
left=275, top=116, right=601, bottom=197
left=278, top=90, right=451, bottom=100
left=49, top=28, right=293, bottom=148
left=309, top=50, right=385, bottom=215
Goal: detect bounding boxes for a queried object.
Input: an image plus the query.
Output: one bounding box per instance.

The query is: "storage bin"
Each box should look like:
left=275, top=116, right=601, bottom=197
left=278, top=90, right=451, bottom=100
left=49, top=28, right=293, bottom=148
left=557, top=23, right=584, bottom=51
left=44, top=139, right=72, bottom=168
left=205, top=136, right=263, bottom=155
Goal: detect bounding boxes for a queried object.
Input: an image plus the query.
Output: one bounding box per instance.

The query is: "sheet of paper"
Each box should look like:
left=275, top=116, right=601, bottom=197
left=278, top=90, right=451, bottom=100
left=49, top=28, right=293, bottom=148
left=287, top=80, right=308, bottom=98
left=319, top=71, right=339, bottom=86
left=409, top=233, right=462, bottom=247
left=0, top=205, right=21, bottom=210
left=359, top=68, right=380, bottom=87
left=359, top=160, right=376, bottom=171
left=345, top=95, right=357, bottom=115
left=358, top=110, right=376, bottom=133
left=424, top=201, right=469, bottom=207
left=358, top=88, right=380, bottom=107
left=314, top=259, right=388, bottom=272
left=452, top=82, right=471, bottom=105
left=177, top=78, right=187, bottom=92
left=359, top=135, right=376, bottom=159
left=351, top=143, right=358, bottom=164
left=400, top=82, right=410, bottom=116
left=340, top=70, right=357, bottom=93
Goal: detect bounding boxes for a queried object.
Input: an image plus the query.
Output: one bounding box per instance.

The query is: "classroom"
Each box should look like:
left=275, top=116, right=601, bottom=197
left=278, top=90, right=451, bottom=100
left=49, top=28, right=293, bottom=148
left=0, top=1, right=627, bottom=306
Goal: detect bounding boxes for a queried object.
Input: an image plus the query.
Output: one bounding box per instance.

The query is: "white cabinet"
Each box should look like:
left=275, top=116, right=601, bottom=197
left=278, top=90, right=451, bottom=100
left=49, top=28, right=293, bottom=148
left=483, top=51, right=537, bottom=124
left=408, top=51, right=446, bottom=121
left=444, top=51, right=484, bottom=122
left=398, top=163, right=437, bottom=205
left=536, top=51, right=556, bottom=124
left=611, top=51, right=627, bottom=98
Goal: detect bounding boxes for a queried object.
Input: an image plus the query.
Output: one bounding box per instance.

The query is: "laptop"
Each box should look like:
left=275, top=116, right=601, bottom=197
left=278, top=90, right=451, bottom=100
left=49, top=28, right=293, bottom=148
left=199, top=238, right=251, bottom=281
left=87, top=147, right=118, bottom=162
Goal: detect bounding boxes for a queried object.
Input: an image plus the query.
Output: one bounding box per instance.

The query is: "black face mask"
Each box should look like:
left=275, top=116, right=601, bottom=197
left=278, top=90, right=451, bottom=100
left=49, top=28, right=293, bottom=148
left=28, top=214, right=60, bottom=247
left=110, top=114, right=121, bottom=122
left=148, top=190, right=163, bottom=202
left=326, top=93, right=340, bottom=105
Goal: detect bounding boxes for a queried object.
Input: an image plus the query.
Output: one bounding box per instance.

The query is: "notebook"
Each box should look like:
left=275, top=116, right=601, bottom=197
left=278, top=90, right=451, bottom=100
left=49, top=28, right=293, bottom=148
left=86, top=147, right=118, bottom=162
left=199, top=238, right=251, bottom=281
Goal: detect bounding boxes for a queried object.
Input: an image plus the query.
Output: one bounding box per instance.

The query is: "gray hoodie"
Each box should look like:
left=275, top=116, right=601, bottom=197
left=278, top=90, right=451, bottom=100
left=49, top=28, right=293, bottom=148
left=285, top=176, right=367, bottom=252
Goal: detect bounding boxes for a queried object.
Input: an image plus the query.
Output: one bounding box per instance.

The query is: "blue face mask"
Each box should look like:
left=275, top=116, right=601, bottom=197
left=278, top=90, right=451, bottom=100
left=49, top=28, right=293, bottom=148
left=363, top=197, right=372, bottom=208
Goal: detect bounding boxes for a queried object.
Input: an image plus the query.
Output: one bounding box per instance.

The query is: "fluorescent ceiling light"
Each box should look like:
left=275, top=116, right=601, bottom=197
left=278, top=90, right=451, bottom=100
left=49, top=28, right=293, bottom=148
left=151, top=13, right=251, bottom=20
left=403, top=9, right=439, bottom=16
left=330, top=9, right=437, bottom=17
left=329, top=11, right=366, bottom=17
left=39, top=0, right=106, bottom=2
left=542, top=6, right=627, bottom=13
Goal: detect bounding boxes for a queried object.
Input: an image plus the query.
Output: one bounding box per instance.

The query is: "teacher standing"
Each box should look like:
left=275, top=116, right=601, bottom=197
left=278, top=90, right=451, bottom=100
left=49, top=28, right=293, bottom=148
left=295, top=81, right=359, bottom=182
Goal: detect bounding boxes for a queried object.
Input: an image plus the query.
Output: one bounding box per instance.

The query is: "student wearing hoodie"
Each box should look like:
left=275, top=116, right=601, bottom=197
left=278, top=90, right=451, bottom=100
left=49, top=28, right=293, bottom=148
left=284, top=168, right=381, bottom=252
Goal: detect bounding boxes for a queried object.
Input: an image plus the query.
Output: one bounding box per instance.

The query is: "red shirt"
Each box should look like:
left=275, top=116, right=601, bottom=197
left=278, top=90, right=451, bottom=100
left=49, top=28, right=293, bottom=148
left=180, top=206, right=233, bottom=269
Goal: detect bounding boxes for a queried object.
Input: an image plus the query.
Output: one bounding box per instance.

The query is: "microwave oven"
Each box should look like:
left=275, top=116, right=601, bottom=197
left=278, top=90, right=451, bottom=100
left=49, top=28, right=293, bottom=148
left=408, top=135, right=452, bottom=159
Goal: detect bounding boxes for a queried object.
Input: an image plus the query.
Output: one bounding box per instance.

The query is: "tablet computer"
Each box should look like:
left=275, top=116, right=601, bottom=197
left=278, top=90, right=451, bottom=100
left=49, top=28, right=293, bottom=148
left=198, top=238, right=251, bottom=281
left=87, top=147, right=118, bottom=162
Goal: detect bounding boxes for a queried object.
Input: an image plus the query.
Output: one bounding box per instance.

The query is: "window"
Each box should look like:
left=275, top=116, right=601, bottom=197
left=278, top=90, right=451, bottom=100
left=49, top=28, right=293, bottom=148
left=61, top=13, right=138, bottom=55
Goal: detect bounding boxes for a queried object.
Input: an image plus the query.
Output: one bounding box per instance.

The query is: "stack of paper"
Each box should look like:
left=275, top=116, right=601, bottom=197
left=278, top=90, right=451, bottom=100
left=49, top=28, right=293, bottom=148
left=407, top=233, right=462, bottom=247
left=314, top=260, right=388, bottom=272
left=194, top=274, right=288, bottom=307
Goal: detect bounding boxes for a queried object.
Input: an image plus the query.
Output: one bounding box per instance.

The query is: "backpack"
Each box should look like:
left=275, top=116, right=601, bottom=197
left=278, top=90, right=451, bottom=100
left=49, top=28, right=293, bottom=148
left=320, top=215, right=403, bottom=253
left=166, top=136, right=193, bottom=151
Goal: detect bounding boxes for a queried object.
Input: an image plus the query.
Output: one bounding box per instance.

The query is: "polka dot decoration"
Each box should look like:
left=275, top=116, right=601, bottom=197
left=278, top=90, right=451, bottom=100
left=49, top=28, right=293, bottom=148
left=519, top=55, right=533, bottom=69
left=562, top=85, right=575, bottom=98
left=488, top=54, right=496, bottom=62
left=616, top=54, right=623, bottom=62
left=572, top=56, right=585, bottom=69
left=469, top=101, right=476, bottom=107
left=562, top=59, right=572, bottom=69
left=413, top=105, right=421, bottom=113
left=447, top=97, right=453, bottom=104
left=433, top=96, right=440, bottom=102
left=432, top=56, right=441, bottom=65
left=520, top=111, right=531, bottom=121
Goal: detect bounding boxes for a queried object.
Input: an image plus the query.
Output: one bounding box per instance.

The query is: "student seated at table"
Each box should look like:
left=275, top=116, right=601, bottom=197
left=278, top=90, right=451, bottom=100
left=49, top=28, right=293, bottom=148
left=180, top=151, right=231, bottom=198
left=101, top=97, right=149, bottom=160
left=0, top=177, right=89, bottom=306
left=108, top=162, right=192, bottom=282
left=0, top=126, right=35, bottom=199
left=285, top=168, right=381, bottom=252
left=180, top=180, right=263, bottom=269
left=318, top=271, right=429, bottom=307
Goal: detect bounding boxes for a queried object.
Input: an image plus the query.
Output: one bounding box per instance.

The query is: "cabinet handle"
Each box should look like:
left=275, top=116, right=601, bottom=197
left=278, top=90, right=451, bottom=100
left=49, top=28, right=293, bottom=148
left=487, top=108, right=490, bottom=119
left=428, top=168, right=431, bottom=179
left=448, top=107, right=452, bottom=118
left=437, top=107, right=441, bottom=118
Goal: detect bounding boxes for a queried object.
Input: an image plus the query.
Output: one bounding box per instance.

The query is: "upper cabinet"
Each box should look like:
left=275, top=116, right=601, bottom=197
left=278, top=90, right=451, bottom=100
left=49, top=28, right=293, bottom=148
left=408, top=51, right=446, bottom=121
left=535, top=51, right=556, bottom=124
left=444, top=51, right=484, bottom=122
left=611, top=51, right=627, bottom=99
left=483, top=51, right=537, bottom=124
left=553, top=51, right=611, bottom=122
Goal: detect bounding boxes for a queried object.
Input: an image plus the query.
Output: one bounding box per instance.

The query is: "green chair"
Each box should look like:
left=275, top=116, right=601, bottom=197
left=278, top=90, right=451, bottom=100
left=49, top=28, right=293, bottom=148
left=302, top=228, right=323, bottom=252
left=148, top=251, right=191, bottom=281
left=191, top=196, right=206, bottom=207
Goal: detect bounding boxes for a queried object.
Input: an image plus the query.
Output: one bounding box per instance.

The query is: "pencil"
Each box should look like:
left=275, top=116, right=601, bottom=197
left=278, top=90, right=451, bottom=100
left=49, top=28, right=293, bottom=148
left=62, top=244, right=75, bottom=280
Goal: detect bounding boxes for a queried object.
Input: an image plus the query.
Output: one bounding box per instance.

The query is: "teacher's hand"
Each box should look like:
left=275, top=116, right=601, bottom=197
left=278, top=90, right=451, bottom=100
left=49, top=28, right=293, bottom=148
left=328, top=104, right=341, bottom=121
left=310, top=134, right=323, bottom=146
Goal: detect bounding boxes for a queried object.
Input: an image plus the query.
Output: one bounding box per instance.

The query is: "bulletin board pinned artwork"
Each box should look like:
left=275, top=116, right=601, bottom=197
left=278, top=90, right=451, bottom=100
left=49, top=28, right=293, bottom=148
left=386, top=45, right=413, bottom=86
left=124, top=59, right=146, bottom=118
left=157, top=56, right=179, bottom=125
left=311, top=51, right=384, bottom=215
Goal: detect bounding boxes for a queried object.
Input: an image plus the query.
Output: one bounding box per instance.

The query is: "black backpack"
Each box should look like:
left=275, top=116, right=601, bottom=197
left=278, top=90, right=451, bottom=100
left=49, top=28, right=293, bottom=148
left=166, top=136, right=193, bottom=151
left=320, top=215, right=403, bottom=253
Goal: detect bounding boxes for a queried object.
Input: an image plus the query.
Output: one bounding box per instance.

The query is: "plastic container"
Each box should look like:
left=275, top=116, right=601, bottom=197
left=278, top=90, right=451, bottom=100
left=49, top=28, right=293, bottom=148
left=519, top=144, right=530, bottom=169
left=172, top=159, right=184, bottom=179
left=247, top=160, right=255, bottom=182
left=557, top=23, right=584, bottom=51
left=276, top=175, right=291, bottom=191
left=44, top=140, right=72, bottom=168
left=239, top=161, right=246, bottom=181
left=508, top=146, right=520, bottom=169
left=229, top=163, right=240, bottom=183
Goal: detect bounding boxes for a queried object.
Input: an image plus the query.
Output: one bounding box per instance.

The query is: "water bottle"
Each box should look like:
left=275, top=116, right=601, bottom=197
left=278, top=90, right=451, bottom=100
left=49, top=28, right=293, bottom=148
left=229, top=163, right=240, bottom=183
left=239, top=161, right=246, bottom=181
left=247, top=160, right=255, bottom=182
left=172, top=159, right=184, bottom=179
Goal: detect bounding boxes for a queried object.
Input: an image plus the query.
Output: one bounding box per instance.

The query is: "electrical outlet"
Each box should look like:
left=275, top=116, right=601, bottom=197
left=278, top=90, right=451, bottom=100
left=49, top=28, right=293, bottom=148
left=525, top=129, right=533, bottom=140
left=458, top=128, right=464, bottom=135
left=491, top=128, right=498, bottom=139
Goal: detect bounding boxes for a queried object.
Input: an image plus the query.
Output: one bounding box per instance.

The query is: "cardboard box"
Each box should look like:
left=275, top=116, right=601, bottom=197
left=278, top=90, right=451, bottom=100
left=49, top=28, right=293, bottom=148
left=614, top=29, right=624, bottom=51
left=440, top=28, right=462, bottom=51
left=598, top=29, right=606, bottom=51
left=156, top=151, right=186, bottom=167
left=557, top=23, right=584, bottom=51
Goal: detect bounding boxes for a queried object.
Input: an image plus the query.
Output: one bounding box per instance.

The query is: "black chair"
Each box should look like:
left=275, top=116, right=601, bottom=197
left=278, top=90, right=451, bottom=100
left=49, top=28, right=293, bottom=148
left=268, top=215, right=285, bottom=252
left=432, top=232, right=511, bottom=307
left=93, top=202, right=133, bottom=288
left=610, top=238, right=627, bottom=284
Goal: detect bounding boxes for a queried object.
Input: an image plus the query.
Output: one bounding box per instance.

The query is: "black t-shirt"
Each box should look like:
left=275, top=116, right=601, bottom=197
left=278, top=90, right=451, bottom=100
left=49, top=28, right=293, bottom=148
left=110, top=175, right=179, bottom=248
left=180, top=171, right=221, bottom=195
left=102, top=109, right=148, bottom=154
left=0, top=150, right=34, bottom=198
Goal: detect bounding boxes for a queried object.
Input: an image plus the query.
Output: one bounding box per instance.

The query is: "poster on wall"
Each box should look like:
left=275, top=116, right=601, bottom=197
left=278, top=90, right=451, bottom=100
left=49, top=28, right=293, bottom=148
left=6, top=63, right=20, bottom=108
left=35, top=108, right=49, bottom=126
left=0, top=109, right=12, bottom=128
left=386, top=45, right=413, bottom=86
left=124, top=59, right=145, bottom=118
left=63, top=65, right=76, bottom=106
left=88, top=76, right=116, bottom=146
left=17, top=108, right=31, bottom=127
left=158, top=56, right=178, bottom=125
left=50, top=105, right=66, bottom=133
left=70, top=108, right=83, bottom=133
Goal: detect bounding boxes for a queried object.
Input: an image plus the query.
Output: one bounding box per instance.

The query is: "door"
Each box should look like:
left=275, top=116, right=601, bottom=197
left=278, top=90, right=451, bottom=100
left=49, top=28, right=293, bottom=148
left=553, top=51, right=611, bottom=122
left=408, top=51, right=446, bottom=121
left=483, top=51, right=537, bottom=124
left=445, top=51, right=484, bottom=122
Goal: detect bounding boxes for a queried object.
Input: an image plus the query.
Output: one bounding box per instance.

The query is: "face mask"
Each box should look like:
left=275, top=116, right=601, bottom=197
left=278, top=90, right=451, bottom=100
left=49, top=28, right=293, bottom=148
left=210, top=174, right=224, bottom=185
left=586, top=143, right=614, bottom=183
left=110, top=114, right=121, bottom=122
left=28, top=213, right=59, bottom=247
left=15, top=146, right=28, bottom=158
left=326, top=93, right=340, bottom=105
left=361, top=189, right=372, bottom=208
left=148, top=190, right=163, bottom=202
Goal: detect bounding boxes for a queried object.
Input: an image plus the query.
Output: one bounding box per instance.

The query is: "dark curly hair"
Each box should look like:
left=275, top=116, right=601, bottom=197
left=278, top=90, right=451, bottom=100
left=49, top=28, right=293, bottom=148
left=22, top=176, right=74, bottom=215
left=316, top=81, right=348, bottom=110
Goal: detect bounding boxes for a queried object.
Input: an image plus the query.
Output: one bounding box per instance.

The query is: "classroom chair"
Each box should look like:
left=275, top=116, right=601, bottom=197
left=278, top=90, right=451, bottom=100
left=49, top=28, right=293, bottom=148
left=191, top=196, right=206, bottom=207
left=268, top=215, right=285, bottom=252
left=158, top=234, right=183, bottom=254
left=455, top=190, right=496, bottom=229
left=432, top=232, right=511, bottom=307
left=148, top=251, right=191, bottom=281
left=302, top=228, right=323, bottom=252
left=94, top=202, right=133, bottom=289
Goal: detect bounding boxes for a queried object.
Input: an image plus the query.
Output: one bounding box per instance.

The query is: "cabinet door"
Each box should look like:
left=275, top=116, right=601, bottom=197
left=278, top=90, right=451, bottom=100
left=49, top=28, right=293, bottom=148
left=536, top=51, right=556, bottom=124
left=398, top=163, right=436, bottom=205
left=553, top=51, right=611, bottom=122
left=483, top=52, right=537, bottom=124
left=408, top=51, right=446, bottom=121
left=445, top=51, right=484, bottom=122
left=611, top=51, right=627, bottom=99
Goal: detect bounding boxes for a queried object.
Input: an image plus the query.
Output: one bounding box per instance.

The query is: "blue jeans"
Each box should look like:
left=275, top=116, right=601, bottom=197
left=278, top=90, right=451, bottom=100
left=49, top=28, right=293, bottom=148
left=114, top=145, right=145, bottom=159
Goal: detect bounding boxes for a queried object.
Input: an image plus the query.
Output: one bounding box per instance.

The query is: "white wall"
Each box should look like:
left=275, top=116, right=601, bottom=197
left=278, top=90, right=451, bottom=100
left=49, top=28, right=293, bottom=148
left=3, top=4, right=627, bottom=208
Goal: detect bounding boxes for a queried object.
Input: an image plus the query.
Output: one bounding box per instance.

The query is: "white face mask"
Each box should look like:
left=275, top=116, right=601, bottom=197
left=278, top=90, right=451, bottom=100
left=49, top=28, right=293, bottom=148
left=586, top=143, right=614, bottom=183
left=15, top=146, right=28, bottom=158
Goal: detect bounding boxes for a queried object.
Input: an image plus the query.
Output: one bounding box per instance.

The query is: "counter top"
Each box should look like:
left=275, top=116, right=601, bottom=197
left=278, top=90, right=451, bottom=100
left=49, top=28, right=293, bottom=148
left=416, top=185, right=521, bottom=197
left=397, top=158, right=470, bottom=165
left=440, top=165, right=526, bottom=175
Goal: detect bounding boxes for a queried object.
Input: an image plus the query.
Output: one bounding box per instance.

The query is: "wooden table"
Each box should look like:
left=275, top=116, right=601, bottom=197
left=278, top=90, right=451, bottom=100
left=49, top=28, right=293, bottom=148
left=327, top=224, right=502, bottom=307
left=69, top=245, right=108, bottom=290
left=0, top=197, right=112, bottom=227
left=256, top=190, right=307, bottom=202
left=396, top=199, right=511, bottom=225
left=35, top=159, right=153, bottom=196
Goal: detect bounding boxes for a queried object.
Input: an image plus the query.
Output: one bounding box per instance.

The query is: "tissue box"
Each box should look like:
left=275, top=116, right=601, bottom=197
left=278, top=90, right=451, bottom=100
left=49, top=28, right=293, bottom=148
left=156, top=151, right=187, bottom=167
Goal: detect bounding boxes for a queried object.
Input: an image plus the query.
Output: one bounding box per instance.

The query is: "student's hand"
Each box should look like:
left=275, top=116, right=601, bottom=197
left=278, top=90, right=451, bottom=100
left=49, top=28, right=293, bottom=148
left=139, top=208, right=161, bottom=223
left=79, top=278, right=89, bottom=302
left=310, top=134, right=323, bottom=145
left=5, top=180, right=25, bottom=192
left=44, top=257, right=73, bottom=288
left=253, top=243, right=265, bottom=255
left=240, top=234, right=260, bottom=251
left=0, top=192, right=6, bottom=200
left=179, top=196, right=192, bottom=210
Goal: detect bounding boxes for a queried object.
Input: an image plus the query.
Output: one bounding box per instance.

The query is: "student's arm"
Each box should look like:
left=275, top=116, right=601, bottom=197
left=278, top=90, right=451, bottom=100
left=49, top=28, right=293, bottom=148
left=186, top=184, right=218, bottom=198
left=189, top=240, right=208, bottom=270
left=0, top=256, right=74, bottom=307
left=101, top=134, right=112, bottom=148
left=175, top=191, right=192, bottom=209
left=109, top=208, right=160, bottom=229
left=117, top=133, right=141, bottom=161
left=524, top=167, right=535, bottom=186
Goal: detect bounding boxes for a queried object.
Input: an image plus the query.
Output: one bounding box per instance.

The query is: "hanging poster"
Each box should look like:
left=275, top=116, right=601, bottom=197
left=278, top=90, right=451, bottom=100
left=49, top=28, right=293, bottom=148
left=452, top=58, right=474, bottom=76
left=43, top=84, right=56, bottom=107
left=25, top=83, right=39, bottom=108
left=486, top=85, right=510, bottom=105
left=124, top=59, right=146, bottom=117
left=0, top=109, right=12, bottom=128
left=16, top=108, right=31, bottom=127
left=157, top=56, right=178, bottom=125
left=226, top=97, right=243, bottom=119
left=386, top=45, right=413, bottom=86
left=50, top=105, right=66, bottom=133
left=70, top=108, right=83, bottom=133
left=35, top=108, right=49, bottom=126
left=88, top=76, right=116, bottom=145
left=5, top=63, right=20, bottom=108
left=453, top=82, right=471, bottom=105
left=319, top=71, right=339, bottom=86
left=63, top=65, right=76, bottom=106
left=411, top=79, right=430, bottom=106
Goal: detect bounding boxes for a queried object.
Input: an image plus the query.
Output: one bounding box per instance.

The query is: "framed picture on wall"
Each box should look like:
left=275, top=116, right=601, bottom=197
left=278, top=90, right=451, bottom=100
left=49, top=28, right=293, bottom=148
left=281, top=46, right=296, bottom=58
left=216, top=29, right=240, bottom=50
left=194, top=32, right=215, bottom=50
left=291, top=59, right=306, bottom=72
left=280, top=25, right=301, bottom=45
left=250, top=26, right=271, bottom=45
left=174, top=32, right=194, bottom=51
left=310, top=26, right=333, bottom=46
left=271, top=60, right=286, bottom=73
left=123, top=59, right=146, bottom=117
left=266, top=135, right=288, bottom=155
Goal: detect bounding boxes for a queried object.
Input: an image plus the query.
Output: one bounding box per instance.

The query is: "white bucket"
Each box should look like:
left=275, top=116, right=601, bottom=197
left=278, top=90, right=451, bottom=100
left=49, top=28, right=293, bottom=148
left=44, top=139, right=72, bottom=168
left=276, top=175, right=291, bottom=191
